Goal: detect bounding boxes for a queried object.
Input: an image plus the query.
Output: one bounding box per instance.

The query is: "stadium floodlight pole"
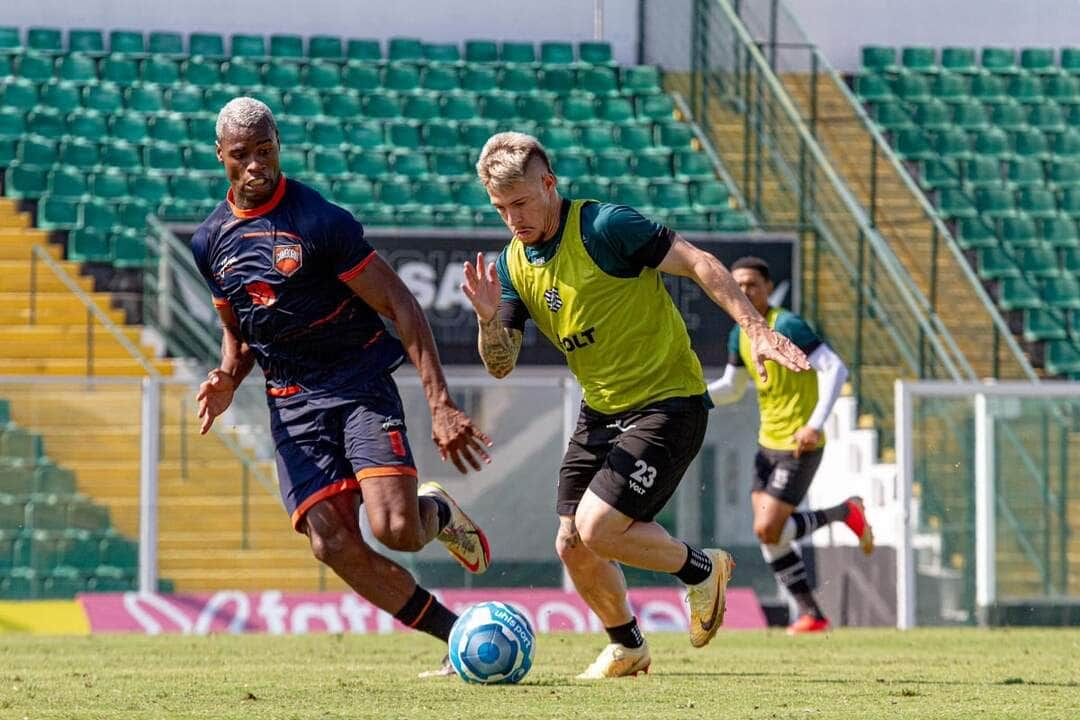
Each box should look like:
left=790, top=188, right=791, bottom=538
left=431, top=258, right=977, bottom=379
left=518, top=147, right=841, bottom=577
left=138, top=376, right=161, bottom=595
left=973, top=393, right=996, bottom=627
left=594, top=0, right=604, bottom=40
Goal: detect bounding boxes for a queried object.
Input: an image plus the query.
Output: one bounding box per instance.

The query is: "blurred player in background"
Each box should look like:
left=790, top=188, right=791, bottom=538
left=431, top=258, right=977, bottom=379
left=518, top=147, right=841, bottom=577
left=706, top=256, right=873, bottom=634
left=462, top=132, right=810, bottom=678
left=192, top=97, right=491, bottom=674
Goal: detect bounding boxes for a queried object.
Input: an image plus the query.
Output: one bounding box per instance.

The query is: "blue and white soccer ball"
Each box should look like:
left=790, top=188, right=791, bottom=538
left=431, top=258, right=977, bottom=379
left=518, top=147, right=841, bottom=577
left=447, top=601, right=535, bottom=685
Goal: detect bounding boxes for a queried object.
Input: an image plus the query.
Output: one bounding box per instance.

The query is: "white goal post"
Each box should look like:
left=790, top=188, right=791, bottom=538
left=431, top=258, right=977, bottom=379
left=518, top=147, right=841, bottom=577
left=894, top=380, right=1080, bottom=629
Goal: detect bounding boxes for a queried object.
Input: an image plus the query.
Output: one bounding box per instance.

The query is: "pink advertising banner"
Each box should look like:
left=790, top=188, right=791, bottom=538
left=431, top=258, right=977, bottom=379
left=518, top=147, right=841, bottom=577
left=78, top=588, right=765, bottom=635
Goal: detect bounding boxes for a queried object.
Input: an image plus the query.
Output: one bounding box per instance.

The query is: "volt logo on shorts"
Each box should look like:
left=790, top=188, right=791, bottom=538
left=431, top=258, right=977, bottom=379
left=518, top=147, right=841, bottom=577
left=559, top=326, right=596, bottom=353
left=771, top=468, right=791, bottom=491
left=628, top=460, right=657, bottom=495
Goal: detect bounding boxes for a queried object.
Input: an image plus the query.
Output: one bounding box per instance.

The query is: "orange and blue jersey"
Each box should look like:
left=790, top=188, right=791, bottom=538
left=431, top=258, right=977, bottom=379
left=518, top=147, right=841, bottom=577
left=190, top=175, right=406, bottom=403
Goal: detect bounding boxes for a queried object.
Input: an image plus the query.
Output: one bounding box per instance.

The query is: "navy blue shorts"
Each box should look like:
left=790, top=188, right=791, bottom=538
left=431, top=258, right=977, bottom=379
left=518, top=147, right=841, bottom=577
left=268, top=375, right=417, bottom=531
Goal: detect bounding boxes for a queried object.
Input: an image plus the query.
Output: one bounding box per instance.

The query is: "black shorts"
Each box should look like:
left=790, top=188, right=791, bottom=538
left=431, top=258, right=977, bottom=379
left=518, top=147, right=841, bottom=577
left=752, top=447, right=823, bottom=506
left=557, top=396, right=708, bottom=522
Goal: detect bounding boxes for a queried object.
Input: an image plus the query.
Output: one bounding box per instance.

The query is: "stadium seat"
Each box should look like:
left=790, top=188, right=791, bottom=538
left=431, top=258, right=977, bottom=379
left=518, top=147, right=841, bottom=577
left=901, top=47, right=937, bottom=74
left=423, top=43, right=460, bottom=63
left=674, top=149, right=714, bottom=181
left=861, top=46, right=897, bottom=74
left=580, top=66, right=619, bottom=95
left=517, top=93, right=557, bottom=124
left=58, top=54, right=98, bottom=84
left=384, top=63, right=421, bottom=92
left=386, top=120, right=421, bottom=148
left=982, top=47, right=1019, bottom=75
left=68, top=227, right=113, bottom=263
left=40, top=81, right=83, bottom=112
left=874, top=101, right=915, bottom=131
left=422, top=64, right=460, bottom=92
left=342, top=62, right=380, bottom=92
left=223, top=58, right=262, bottom=86
left=913, top=99, right=951, bottom=130
left=638, top=94, right=675, bottom=122
left=346, top=39, right=382, bottom=62
left=309, top=35, right=344, bottom=61
left=0, top=464, right=35, bottom=496
left=1043, top=276, right=1080, bottom=309
left=27, top=108, right=66, bottom=139
left=464, top=40, right=499, bottom=64
left=28, top=27, right=63, bottom=54
left=501, top=42, right=536, bottom=64
left=597, top=97, right=636, bottom=123
left=593, top=148, right=631, bottom=178
left=1046, top=340, right=1080, bottom=375
left=621, top=65, right=663, bottom=96
left=345, top=120, right=385, bottom=149
left=402, top=94, right=440, bottom=121
left=91, top=169, right=130, bottom=200
left=541, top=42, right=575, bottom=65
left=580, top=41, right=614, bottom=66
left=102, top=56, right=140, bottom=84
left=319, top=89, right=361, bottom=120
left=264, top=61, right=301, bottom=89
left=141, top=55, right=180, bottom=85
left=83, top=83, right=123, bottom=113
left=363, top=93, right=402, bottom=119
left=388, top=38, right=424, bottom=62
left=1023, top=308, right=1068, bottom=342
left=271, top=34, right=304, bottom=59
left=147, top=32, right=184, bottom=56
left=479, top=92, right=516, bottom=121
left=0, top=27, right=21, bottom=54
left=109, top=30, right=145, bottom=55
left=610, top=178, right=651, bottom=208
left=570, top=176, right=609, bottom=199
left=1040, top=215, right=1079, bottom=247
left=190, top=32, right=226, bottom=58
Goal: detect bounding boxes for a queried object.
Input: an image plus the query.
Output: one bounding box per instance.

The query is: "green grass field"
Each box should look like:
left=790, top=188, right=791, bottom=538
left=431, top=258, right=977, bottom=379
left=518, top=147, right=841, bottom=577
left=1, top=629, right=1078, bottom=719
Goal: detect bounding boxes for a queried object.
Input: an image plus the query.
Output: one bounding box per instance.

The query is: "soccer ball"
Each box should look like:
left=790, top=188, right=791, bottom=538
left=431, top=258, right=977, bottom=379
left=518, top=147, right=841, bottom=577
left=447, top=601, right=535, bottom=685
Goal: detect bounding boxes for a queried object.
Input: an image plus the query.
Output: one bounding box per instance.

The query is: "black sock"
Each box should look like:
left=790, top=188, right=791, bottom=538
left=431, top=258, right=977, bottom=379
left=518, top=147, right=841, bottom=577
left=822, top=500, right=850, bottom=523
left=393, top=585, right=457, bottom=641
left=605, top=618, right=644, bottom=649
left=769, top=550, right=824, bottom=620
left=674, top=543, right=713, bottom=585
left=790, top=510, right=829, bottom=538
left=427, top=496, right=452, bottom=533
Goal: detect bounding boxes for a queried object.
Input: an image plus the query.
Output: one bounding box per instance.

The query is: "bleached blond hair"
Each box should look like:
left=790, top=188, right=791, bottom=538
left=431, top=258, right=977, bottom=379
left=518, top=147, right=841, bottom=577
left=216, top=97, right=278, bottom=142
left=475, top=131, right=553, bottom=191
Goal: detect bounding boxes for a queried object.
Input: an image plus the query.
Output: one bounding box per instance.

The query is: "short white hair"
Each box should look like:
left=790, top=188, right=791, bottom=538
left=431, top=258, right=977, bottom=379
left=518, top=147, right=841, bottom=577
left=215, top=97, right=278, bottom=142
left=475, top=131, right=552, bottom=191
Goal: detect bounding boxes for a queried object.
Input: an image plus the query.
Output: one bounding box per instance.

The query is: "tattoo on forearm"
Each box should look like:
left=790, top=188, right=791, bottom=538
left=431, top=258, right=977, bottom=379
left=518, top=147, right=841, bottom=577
left=477, top=316, right=521, bottom=377
left=564, top=530, right=580, bottom=549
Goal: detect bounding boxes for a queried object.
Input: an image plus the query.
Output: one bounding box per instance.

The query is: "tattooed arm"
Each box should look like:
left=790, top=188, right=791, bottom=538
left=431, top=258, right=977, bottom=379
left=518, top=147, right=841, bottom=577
left=463, top=252, right=524, bottom=378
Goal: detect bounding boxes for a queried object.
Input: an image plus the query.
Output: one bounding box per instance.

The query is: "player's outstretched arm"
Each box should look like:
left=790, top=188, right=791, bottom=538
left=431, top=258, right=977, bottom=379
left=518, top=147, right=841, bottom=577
left=462, top=252, right=522, bottom=379
left=344, top=254, right=493, bottom=473
left=657, top=235, right=810, bottom=381
left=707, top=364, right=751, bottom=406
left=197, top=303, right=254, bottom=434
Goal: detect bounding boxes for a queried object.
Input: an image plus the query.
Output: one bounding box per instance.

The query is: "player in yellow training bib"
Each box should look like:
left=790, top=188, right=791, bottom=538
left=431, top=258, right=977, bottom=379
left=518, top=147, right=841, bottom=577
left=461, top=132, right=811, bottom=679
left=706, top=256, right=875, bottom=635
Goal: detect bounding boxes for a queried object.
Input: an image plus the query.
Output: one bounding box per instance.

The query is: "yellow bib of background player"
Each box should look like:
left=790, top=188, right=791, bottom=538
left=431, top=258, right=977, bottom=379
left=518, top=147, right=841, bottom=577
left=506, top=200, right=705, bottom=414
left=738, top=307, right=823, bottom=451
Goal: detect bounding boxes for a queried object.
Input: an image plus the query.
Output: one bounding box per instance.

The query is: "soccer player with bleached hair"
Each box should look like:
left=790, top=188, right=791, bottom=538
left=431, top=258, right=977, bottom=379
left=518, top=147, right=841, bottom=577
left=462, top=131, right=810, bottom=678
left=707, top=256, right=874, bottom=634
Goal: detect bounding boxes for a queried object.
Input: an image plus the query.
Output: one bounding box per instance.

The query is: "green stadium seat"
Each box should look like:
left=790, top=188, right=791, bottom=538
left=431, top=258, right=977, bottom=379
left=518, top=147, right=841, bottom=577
left=18, top=137, right=59, bottom=166
left=116, top=198, right=154, bottom=229
left=420, top=120, right=461, bottom=150
left=100, top=536, right=138, bottom=571
left=25, top=496, right=67, bottom=531
left=190, top=32, right=226, bottom=58
left=147, top=32, right=183, bottom=56
left=560, top=94, right=596, bottom=122
left=970, top=74, right=1007, bottom=103
left=657, top=121, right=694, bottom=149
left=894, top=73, right=932, bottom=103
left=0, top=108, right=26, bottom=139
left=82, top=82, right=123, bottom=113
left=621, top=65, right=663, bottom=97
left=386, top=120, right=421, bottom=149
left=41, top=81, right=83, bottom=112
left=413, top=177, right=454, bottom=207
left=81, top=199, right=119, bottom=233
left=464, top=40, right=498, bottom=64
left=854, top=73, right=892, bottom=102
left=88, top=564, right=133, bottom=592
left=66, top=109, right=106, bottom=141
left=1022, top=308, right=1068, bottom=341
left=1060, top=47, right=1080, bottom=74
left=91, top=169, right=130, bottom=200
left=109, top=30, right=144, bottom=55
left=597, top=96, right=636, bottom=123
left=580, top=66, right=619, bottom=95
left=67, top=226, right=112, bottom=262
left=149, top=113, right=189, bottom=144
left=974, top=127, right=1010, bottom=157
left=1064, top=248, right=1080, bottom=274
left=348, top=149, right=390, bottom=177
left=423, top=43, right=460, bottom=63
left=27, top=107, right=66, bottom=139
left=402, top=94, right=440, bottom=121
left=0, top=496, right=25, bottom=530
left=125, top=84, right=166, bottom=114
left=308, top=35, right=343, bottom=61
left=536, top=125, right=575, bottom=151
left=284, top=89, right=323, bottom=118
left=874, top=101, right=915, bottom=131
left=1000, top=214, right=1039, bottom=247
left=363, top=93, right=402, bottom=119
left=1017, top=187, right=1058, bottom=219
left=964, top=155, right=1002, bottom=187
left=143, top=141, right=182, bottom=170
left=102, top=56, right=140, bottom=84
left=541, top=42, right=575, bottom=65
left=1, top=78, right=40, bottom=110
left=1062, top=188, right=1080, bottom=218
left=59, top=530, right=100, bottom=571
left=5, top=163, right=48, bottom=198
left=861, top=46, right=897, bottom=73
left=332, top=177, right=375, bottom=207
left=342, top=62, right=380, bottom=92
left=459, top=119, right=497, bottom=148
left=346, top=39, right=382, bottom=62
left=376, top=177, right=414, bottom=205
left=1020, top=47, right=1056, bottom=75
left=388, top=38, right=424, bottom=62
left=112, top=230, right=148, bottom=267
left=894, top=129, right=933, bottom=161
left=1006, top=157, right=1044, bottom=188
left=615, top=123, right=653, bottom=151
left=299, top=60, right=341, bottom=90
left=429, top=150, right=471, bottom=177
left=498, top=65, right=536, bottom=92
left=976, top=246, right=1019, bottom=279
left=390, top=151, right=429, bottom=178
left=1029, top=104, right=1066, bottom=134
left=421, top=63, right=460, bottom=92
left=951, top=100, right=989, bottom=131
left=264, top=61, right=301, bottom=89
left=1012, top=128, right=1049, bottom=159
left=539, top=67, right=576, bottom=94
left=130, top=171, right=169, bottom=205
left=276, top=148, right=305, bottom=175
left=609, top=178, right=651, bottom=207
left=550, top=149, right=590, bottom=180
left=1039, top=215, right=1079, bottom=247
left=1053, top=128, right=1080, bottom=158
left=1043, top=276, right=1080, bottom=309
left=633, top=148, right=673, bottom=179
left=318, top=89, right=360, bottom=121
left=344, top=120, right=385, bottom=149
left=691, top=180, right=730, bottom=213
left=0, top=530, right=15, bottom=571
left=569, top=176, right=608, bottom=199
left=981, top=47, right=1019, bottom=74
left=580, top=41, right=614, bottom=66
left=47, top=164, right=90, bottom=198
left=501, top=42, right=536, bottom=64
left=1008, top=74, right=1044, bottom=104
left=28, top=27, right=62, bottom=54
left=517, top=92, right=557, bottom=124
left=913, top=99, right=951, bottom=130
left=100, top=139, right=141, bottom=169
left=1046, top=341, right=1080, bottom=375
left=0, top=27, right=21, bottom=54
left=67, top=500, right=110, bottom=532
left=269, top=34, right=303, bottom=59
left=308, top=118, right=346, bottom=147
left=593, top=148, right=630, bottom=178
left=110, top=111, right=150, bottom=144
left=41, top=565, right=83, bottom=597
left=937, top=188, right=978, bottom=219
left=58, top=54, right=98, bottom=84
left=1018, top=244, right=1061, bottom=277
left=167, top=86, right=205, bottom=114
left=452, top=180, right=489, bottom=208
left=932, top=73, right=969, bottom=104
left=384, top=63, right=421, bottom=92
left=478, top=92, right=516, bottom=121
left=1043, top=74, right=1079, bottom=101
left=461, top=65, right=498, bottom=93
left=223, top=58, right=261, bottom=86
left=650, top=180, right=691, bottom=210
left=17, top=53, right=55, bottom=82
left=637, top=94, right=675, bottom=122
left=975, top=186, right=1016, bottom=218
left=141, top=55, right=180, bottom=85
left=901, top=47, right=937, bottom=74
left=920, top=158, right=961, bottom=190
left=674, top=149, right=714, bottom=181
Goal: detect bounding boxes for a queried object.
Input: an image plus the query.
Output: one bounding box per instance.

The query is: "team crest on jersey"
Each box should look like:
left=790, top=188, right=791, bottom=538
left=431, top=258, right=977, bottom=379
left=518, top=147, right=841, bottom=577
left=544, top=287, right=563, bottom=312
left=273, top=244, right=302, bottom=277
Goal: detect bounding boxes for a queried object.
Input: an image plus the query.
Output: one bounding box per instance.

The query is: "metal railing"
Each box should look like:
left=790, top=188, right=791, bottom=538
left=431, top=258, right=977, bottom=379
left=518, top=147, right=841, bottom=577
left=729, top=0, right=1037, bottom=383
